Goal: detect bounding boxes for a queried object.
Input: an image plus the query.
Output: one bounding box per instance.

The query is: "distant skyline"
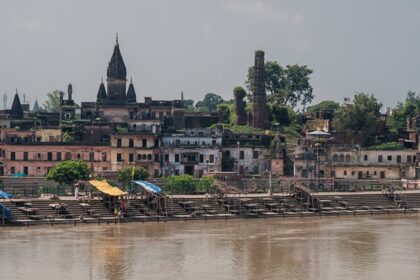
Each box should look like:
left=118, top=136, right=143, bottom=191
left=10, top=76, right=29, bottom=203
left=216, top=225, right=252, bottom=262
left=1, top=1, right=420, bottom=109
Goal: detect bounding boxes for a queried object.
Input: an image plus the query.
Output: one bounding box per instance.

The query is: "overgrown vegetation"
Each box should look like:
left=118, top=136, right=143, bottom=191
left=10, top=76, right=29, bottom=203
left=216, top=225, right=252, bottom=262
left=46, top=160, right=91, bottom=185
left=165, top=175, right=215, bottom=194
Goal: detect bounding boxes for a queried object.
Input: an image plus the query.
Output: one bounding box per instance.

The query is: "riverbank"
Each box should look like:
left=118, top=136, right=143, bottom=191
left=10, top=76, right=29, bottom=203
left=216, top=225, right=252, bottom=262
left=2, top=190, right=420, bottom=227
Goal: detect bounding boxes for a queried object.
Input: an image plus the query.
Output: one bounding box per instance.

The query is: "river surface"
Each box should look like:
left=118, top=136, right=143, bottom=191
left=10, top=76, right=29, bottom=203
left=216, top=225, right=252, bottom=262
left=1, top=215, right=420, bottom=280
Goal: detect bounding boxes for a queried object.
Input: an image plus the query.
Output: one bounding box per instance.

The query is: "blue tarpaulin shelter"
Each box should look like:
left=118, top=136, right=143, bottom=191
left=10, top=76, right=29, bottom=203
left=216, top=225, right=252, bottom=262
left=0, top=203, right=12, bottom=220
left=0, top=191, right=12, bottom=199
left=132, top=180, right=162, bottom=194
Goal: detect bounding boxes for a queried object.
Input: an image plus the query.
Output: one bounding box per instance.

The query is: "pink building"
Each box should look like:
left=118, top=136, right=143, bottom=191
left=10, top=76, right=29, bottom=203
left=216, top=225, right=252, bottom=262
left=0, top=143, right=111, bottom=176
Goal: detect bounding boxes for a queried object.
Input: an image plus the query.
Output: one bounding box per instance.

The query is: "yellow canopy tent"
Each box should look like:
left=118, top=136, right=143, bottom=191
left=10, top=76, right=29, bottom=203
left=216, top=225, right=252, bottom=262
left=88, top=180, right=128, bottom=196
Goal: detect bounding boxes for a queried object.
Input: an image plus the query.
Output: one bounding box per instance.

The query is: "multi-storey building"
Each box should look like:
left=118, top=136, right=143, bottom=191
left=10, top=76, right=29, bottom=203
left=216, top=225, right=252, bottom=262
left=161, top=127, right=223, bottom=177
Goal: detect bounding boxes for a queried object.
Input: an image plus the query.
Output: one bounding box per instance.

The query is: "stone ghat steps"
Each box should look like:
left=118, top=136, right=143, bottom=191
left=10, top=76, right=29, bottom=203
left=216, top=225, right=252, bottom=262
left=3, top=199, right=117, bottom=222
left=314, top=194, right=402, bottom=211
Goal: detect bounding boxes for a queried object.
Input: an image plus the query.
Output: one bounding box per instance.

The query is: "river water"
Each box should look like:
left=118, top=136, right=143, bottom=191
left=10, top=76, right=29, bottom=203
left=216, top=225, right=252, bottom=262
left=1, top=215, right=420, bottom=280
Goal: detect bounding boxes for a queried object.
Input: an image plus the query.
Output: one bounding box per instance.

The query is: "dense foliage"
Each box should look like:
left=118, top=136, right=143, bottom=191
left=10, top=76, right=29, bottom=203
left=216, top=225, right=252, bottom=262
left=387, top=91, right=420, bottom=134
left=246, top=61, right=314, bottom=108
left=195, top=93, right=225, bottom=112
left=165, top=175, right=215, bottom=194
left=42, top=90, right=62, bottom=113
left=306, top=100, right=340, bottom=113
left=46, top=160, right=91, bottom=185
left=333, top=93, right=382, bottom=145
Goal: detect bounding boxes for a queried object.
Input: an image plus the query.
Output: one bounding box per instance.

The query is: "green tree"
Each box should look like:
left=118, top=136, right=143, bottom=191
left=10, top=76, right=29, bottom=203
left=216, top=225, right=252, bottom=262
left=271, top=105, right=296, bottom=126
left=217, top=101, right=234, bottom=124
left=195, top=93, right=225, bottom=112
left=46, top=160, right=91, bottom=185
left=387, top=91, right=420, bottom=134
left=246, top=61, right=314, bottom=108
left=306, top=100, right=340, bottom=113
left=195, top=176, right=215, bottom=193
left=42, top=90, right=62, bottom=113
left=333, top=93, right=382, bottom=145
left=116, top=167, right=149, bottom=185
left=166, top=175, right=195, bottom=194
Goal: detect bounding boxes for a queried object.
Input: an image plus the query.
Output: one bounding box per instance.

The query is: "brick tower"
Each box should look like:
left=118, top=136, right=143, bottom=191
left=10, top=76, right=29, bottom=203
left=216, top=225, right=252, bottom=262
left=251, top=50, right=270, bottom=129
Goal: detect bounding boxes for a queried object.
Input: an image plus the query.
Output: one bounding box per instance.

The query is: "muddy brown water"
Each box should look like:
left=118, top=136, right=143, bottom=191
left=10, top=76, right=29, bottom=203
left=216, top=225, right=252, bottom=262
left=1, top=215, right=420, bottom=280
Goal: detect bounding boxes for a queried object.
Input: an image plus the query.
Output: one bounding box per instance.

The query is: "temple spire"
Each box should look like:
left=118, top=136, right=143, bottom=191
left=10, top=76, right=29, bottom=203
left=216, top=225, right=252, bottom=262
left=10, top=91, right=23, bottom=119
left=126, top=78, right=137, bottom=103
left=116, top=33, right=119, bottom=45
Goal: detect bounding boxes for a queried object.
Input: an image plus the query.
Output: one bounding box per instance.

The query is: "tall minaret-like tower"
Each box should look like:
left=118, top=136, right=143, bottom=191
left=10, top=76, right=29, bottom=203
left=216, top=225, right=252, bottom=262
left=251, top=50, right=270, bottom=129
left=106, top=33, right=127, bottom=102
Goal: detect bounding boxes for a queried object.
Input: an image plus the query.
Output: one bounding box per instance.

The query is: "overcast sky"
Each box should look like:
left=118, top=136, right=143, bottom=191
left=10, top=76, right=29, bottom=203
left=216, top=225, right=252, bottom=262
left=1, top=0, right=420, bottom=109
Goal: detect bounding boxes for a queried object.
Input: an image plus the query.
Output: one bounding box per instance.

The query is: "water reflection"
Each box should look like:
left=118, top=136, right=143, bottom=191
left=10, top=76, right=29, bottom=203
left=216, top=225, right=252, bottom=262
left=1, top=216, right=420, bottom=280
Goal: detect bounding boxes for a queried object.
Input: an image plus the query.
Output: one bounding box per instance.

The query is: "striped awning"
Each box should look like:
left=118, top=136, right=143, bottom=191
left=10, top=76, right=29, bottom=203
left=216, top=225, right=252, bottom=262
left=89, top=180, right=128, bottom=196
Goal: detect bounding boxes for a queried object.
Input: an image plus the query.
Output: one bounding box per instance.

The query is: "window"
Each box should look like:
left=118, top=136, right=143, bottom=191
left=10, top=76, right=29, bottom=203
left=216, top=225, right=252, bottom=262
left=345, top=154, right=351, bottom=162
left=414, top=155, right=417, bottom=162
left=117, top=153, right=123, bottom=162
left=199, top=154, right=204, bottom=163
left=380, top=171, right=385, bottom=179
left=37, top=153, right=41, bottom=159
left=378, top=155, right=383, bottom=163
left=129, top=139, right=134, bottom=147
left=175, top=169, right=179, bottom=175
left=65, top=152, right=71, bottom=160
left=142, top=154, right=147, bottom=160
left=142, top=139, right=147, bottom=148
left=175, top=154, right=180, bottom=163
left=102, top=153, right=107, bottom=161
left=344, top=170, right=347, bottom=176
left=397, top=155, right=401, bottom=163
left=129, top=153, right=134, bottom=162
left=10, top=152, right=15, bottom=161
left=253, top=151, right=259, bottom=159
left=387, top=155, right=392, bottom=161
left=364, top=155, right=368, bottom=161
left=117, top=138, right=122, bottom=147
left=374, top=171, right=377, bottom=176
left=23, top=152, right=28, bottom=161
left=239, top=151, right=245, bottom=160
left=408, top=155, right=412, bottom=163
left=137, top=154, right=141, bottom=161
left=165, top=154, right=169, bottom=162
left=209, top=154, right=214, bottom=163
left=23, top=166, right=28, bottom=175
left=56, top=152, right=62, bottom=161
left=147, top=154, right=152, bottom=161
left=47, top=152, right=52, bottom=161
left=11, top=166, right=15, bottom=174
left=77, top=153, right=81, bottom=159
left=154, top=154, right=159, bottom=162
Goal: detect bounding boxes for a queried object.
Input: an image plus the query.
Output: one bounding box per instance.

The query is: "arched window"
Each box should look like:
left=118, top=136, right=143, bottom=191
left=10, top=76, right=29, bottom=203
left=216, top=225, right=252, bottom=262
left=142, top=154, right=147, bottom=160
left=147, top=154, right=152, bottom=160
